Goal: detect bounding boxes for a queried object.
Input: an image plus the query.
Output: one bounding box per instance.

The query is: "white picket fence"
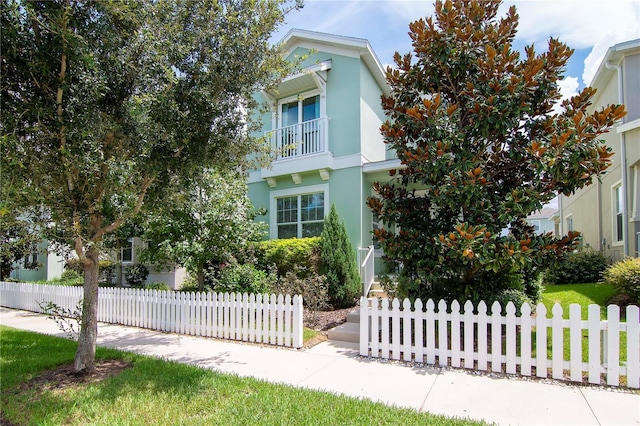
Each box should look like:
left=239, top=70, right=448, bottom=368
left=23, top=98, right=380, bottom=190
left=0, top=282, right=304, bottom=348
left=359, top=297, right=640, bottom=388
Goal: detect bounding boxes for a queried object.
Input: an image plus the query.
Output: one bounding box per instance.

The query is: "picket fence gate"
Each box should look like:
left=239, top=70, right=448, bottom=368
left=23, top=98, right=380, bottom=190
left=359, top=297, right=640, bottom=388
left=0, top=282, right=303, bottom=348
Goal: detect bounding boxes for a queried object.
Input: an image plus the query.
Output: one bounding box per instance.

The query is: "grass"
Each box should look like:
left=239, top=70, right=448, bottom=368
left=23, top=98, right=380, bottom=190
left=541, top=282, right=617, bottom=319
left=303, top=327, right=320, bottom=342
left=0, top=326, right=486, bottom=425
left=538, top=282, right=628, bottom=364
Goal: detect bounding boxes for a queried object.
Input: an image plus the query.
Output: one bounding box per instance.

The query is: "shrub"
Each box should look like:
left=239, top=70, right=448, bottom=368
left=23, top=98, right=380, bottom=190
left=60, top=269, right=82, bottom=282
left=178, top=276, right=202, bottom=292
left=495, top=289, right=532, bottom=309
left=144, top=282, right=171, bottom=291
left=256, top=237, right=321, bottom=278
left=273, top=270, right=329, bottom=329
left=99, top=260, right=116, bottom=285
left=320, top=205, right=360, bottom=308
left=545, top=249, right=608, bottom=284
left=125, top=264, right=149, bottom=287
left=65, top=258, right=116, bottom=285
left=604, top=258, right=640, bottom=305
left=213, top=263, right=276, bottom=295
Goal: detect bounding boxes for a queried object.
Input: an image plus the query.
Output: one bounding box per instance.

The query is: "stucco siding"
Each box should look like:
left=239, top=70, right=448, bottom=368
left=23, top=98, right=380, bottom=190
left=359, top=58, right=386, bottom=162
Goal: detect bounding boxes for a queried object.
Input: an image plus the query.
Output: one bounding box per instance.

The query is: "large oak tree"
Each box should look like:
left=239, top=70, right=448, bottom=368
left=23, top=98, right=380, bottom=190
left=368, top=0, right=625, bottom=304
left=1, top=0, right=295, bottom=372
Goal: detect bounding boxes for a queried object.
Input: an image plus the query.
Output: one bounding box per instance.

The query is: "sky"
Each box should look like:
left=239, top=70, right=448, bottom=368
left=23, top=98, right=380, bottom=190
left=272, top=0, right=639, bottom=101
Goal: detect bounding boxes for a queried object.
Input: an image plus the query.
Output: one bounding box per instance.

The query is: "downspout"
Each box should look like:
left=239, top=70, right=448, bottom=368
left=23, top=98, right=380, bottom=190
left=605, top=61, right=628, bottom=256
left=597, top=179, right=603, bottom=253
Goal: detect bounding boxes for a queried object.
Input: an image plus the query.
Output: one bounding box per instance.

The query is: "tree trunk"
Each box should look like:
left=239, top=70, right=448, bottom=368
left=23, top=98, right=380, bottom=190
left=197, top=266, right=205, bottom=291
left=74, top=245, right=99, bottom=373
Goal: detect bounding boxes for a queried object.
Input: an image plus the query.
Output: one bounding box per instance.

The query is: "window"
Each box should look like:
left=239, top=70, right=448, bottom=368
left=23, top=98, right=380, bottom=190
left=277, top=93, right=322, bottom=158
left=276, top=192, right=324, bottom=238
left=566, top=215, right=573, bottom=233
left=24, top=244, right=38, bottom=268
left=614, top=184, right=624, bottom=242
left=121, top=238, right=133, bottom=263
left=530, top=220, right=541, bottom=233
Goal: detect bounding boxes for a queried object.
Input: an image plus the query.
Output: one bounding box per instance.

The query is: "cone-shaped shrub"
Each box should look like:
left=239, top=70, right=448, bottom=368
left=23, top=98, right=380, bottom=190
left=320, top=204, right=360, bottom=308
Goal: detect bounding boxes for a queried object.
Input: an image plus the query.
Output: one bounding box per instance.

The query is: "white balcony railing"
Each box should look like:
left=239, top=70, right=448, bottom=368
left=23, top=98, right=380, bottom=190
left=267, top=117, right=328, bottom=160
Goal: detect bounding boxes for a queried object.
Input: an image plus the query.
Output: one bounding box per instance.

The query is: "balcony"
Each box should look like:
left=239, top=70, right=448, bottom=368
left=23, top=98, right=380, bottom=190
left=261, top=117, right=333, bottom=181
left=267, top=117, right=328, bottom=160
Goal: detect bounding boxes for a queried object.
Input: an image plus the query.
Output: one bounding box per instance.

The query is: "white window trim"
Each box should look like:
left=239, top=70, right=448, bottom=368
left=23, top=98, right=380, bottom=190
left=121, top=237, right=134, bottom=264
left=564, top=214, right=573, bottom=234
left=270, top=184, right=329, bottom=239
left=277, top=89, right=322, bottom=129
left=612, top=181, right=624, bottom=246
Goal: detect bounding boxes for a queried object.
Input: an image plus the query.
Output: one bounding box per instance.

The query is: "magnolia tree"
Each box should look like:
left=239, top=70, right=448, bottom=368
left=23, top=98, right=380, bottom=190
left=1, top=0, right=296, bottom=372
left=368, top=0, right=625, bottom=305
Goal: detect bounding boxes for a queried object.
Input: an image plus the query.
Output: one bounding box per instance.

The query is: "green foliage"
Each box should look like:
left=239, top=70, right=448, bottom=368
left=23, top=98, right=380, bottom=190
left=603, top=258, right=640, bottom=305
left=65, top=258, right=116, bottom=285
left=0, top=208, right=42, bottom=280
left=59, top=270, right=83, bottom=283
left=1, top=0, right=296, bottom=370
left=273, top=270, right=329, bottom=327
left=144, top=282, right=171, bottom=291
left=125, top=264, right=149, bottom=287
left=212, top=263, right=276, bottom=295
left=177, top=276, right=202, bottom=292
left=256, top=237, right=321, bottom=278
left=368, top=0, right=625, bottom=305
left=545, top=249, right=608, bottom=284
left=320, top=205, right=360, bottom=308
left=140, top=170, right=268, bottom=291
left=37, top=299, right=83, bottom=339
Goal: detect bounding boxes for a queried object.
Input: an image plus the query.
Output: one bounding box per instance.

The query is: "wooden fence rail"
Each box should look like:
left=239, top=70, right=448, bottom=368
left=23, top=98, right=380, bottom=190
left=0, top=282, right=304, bottom=348
left=359, top=297, right=640, bottom=388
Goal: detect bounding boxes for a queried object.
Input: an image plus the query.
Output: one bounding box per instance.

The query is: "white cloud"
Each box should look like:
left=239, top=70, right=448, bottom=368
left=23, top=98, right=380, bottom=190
left=552, top=76, right=579, bottom=113
left=582, top=30, right=639, bottom=86
left=558, top=76, right=579, bottom=100
left=506, top=1, right=639, bottom=48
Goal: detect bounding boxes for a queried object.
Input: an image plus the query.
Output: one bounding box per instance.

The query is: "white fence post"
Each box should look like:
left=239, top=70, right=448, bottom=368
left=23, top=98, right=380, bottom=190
left=626, top=305, right=640, bottom=388
left=606, top=305, right=620, bottom=386
left=359, top=296, right=369, bottom=356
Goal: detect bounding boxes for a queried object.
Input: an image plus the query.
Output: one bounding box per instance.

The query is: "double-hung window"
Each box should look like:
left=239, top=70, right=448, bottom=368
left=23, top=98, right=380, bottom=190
left=614, top=184, right=624, bottom=243
left=276, top=192, right=324, bottom=238
left=121, top=238, right=133, bottom=263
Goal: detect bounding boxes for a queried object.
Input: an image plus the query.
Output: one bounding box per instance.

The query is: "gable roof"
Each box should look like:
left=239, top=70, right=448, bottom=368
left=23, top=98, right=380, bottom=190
left=279, top=29, right=390, bottom=95
left=590, top=38, right=640, bottom=91
left=527, top=207, right=558, bottom=220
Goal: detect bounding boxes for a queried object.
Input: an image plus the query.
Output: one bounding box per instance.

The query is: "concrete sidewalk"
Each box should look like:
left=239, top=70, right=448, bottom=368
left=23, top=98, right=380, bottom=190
left=1, top=307, right=638, bottom=425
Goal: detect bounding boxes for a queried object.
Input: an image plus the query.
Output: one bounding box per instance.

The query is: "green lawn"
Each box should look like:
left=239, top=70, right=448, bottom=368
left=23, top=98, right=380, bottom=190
left=0, top=326, right=485, bottom=425
left=541, top=282, right=616, bottom=319
left=538, top=282, right=627, bottom=364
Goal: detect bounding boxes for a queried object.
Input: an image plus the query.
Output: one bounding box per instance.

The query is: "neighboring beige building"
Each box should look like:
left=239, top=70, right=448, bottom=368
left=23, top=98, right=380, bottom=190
left=560, top=39, right=640, bottom=261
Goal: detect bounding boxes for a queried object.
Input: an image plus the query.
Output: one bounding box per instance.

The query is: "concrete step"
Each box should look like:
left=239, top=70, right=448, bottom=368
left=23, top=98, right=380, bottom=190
left=370, top=281, right=384, bottom=291
left=346, top=311, right=360, bottom=323
left=327, top=321, right=359, bottom=343
left=368, top=289, right=388, bottom=299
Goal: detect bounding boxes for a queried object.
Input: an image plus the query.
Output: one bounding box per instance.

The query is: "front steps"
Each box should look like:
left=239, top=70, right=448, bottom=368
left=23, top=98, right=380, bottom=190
left=327, top=282, right=388, bottom=343
left=327, top=310, right=360, bottom=343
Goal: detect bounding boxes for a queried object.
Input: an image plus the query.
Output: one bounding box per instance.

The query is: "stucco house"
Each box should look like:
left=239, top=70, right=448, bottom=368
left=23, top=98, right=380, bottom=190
left=247, top=29, right=398, bottom=273
left=560, top=39, right=640, bottom=261
left=526, top=207, right=559, bottom=237
left=9, top=241, right=65, bottom=282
